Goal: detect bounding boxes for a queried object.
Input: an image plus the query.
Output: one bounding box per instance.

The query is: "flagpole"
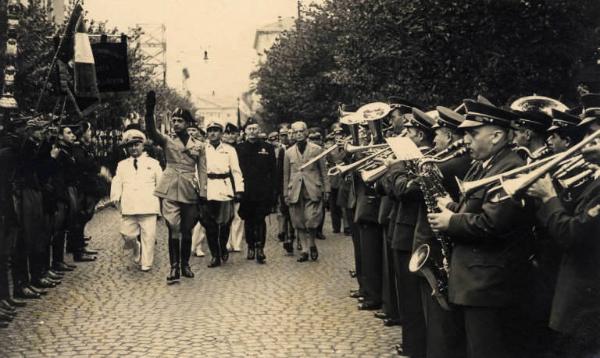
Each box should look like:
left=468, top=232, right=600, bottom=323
left=34, top=0, right=82, bottom=112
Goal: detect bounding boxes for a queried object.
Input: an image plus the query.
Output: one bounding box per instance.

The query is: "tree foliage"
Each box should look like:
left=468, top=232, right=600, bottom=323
left=8, top=2, right=195, bottom=129
left=254, top=0, right=600, bottom=128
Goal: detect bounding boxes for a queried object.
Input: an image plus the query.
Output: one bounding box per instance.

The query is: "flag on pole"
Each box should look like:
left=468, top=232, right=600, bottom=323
left=74, top=32, right=99, bottom=98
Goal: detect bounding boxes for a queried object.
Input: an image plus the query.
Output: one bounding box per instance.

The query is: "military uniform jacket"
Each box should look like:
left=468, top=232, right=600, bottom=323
left=446, top=147, right=534, bottom=307
left=110, top=154, right=162, bottom=215
left=236, top=140, right=276, bottom=203
left=283, top=141, right=330, bottom=204
left=536, top=177, right=600, bottom=334
left=154, top=134, right=205, bottom=204
left=73, top=142, right=102, bottom=197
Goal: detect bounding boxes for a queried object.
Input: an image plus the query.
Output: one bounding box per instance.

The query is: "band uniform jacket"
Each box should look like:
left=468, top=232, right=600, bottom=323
left=236, top=140, right=276, bottom=203
left=283, top=141, right=330, bottom=204
left=412, top=153, right=471, bottom=252
left=536, top=177, right=600, bottom=334
left=385, top=146, right=431, bottom=251
left=154, top=134, right=205, bottom=203
left=110, top=154, right=162, bottom=216
left=445, top=147, right=534, bottom=307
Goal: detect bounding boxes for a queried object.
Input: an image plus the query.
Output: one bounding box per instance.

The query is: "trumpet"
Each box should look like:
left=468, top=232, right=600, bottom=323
left=499, top=129, right=600, bottom=200
left=328, top=147, right=393, bottom=176
left=456, top=153, right=561, bottom=196
left=558, top=168, right=596, bottom=189
left=513, top=145, right=550, bottom=160
left=344, top=142, right=389, bottom=153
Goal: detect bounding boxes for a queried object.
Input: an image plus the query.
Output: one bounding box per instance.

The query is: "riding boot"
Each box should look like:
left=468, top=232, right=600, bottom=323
left=180, top=237, right=194, bottom=278
left=167, top=239, right=180, bottom=283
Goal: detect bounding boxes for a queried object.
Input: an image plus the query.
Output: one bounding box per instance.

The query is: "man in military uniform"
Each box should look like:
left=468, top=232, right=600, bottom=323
left=236, top=118, right=276, bottom=264
left=223, top=122, right=245, bottom=253
left=428, top=100, right=535, bottom=358
left=144, top=91, right=204, bottom=283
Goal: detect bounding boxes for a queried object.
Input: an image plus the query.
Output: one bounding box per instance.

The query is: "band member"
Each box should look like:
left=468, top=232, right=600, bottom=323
left=283, top=121, right=330, bottom=262
left=386, top=107, right=436, bottom=357
left=144, top=91, right=203, bottom=283
left=511, top=108, right=552, bottom=163
left=326, top=124, right=347, bottom=234
left=110, top=130, right=162, bottom=272
left=236, top=118, right=276, bottom=264
left=525, top=95, right=600, bottom=356
left=199, top=121, right=244, bottom=268
left=547, top=109, right=586, bottom=155
left=223, top=122, right=244, bottom=253
left=428, top=100, right=535, bottom=358
left=412, top=106, right=471, bottom=358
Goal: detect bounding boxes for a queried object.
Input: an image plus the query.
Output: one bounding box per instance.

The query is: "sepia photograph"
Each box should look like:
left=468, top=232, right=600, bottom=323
left=1, top=0, right=600, bottom=357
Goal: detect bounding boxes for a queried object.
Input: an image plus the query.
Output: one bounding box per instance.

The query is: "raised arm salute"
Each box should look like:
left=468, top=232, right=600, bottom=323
left=144, top=91, right=204, bottom=284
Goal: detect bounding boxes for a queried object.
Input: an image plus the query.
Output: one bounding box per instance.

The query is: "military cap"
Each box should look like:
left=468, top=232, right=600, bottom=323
left=388, top=97, right=421, bottom=114
left=549, top=109, right=581, bottom=131
left=171, top=108, right=195, bottom=123
left=279, top=127, right=289, bottom=135
left=459, top=100, right=517, bottom=129
left=308, top=132, right=322, bottom=140
left=511, top=110, right=552, bottom=133
left=407, top=108, right=436, bottom=132
left=225, top=122, right=239, bottom=133
left=267, top=131, right=279, bottom=140
left=244, top=117, right=258, bottom=130
left=435, top=106, right=465, bottom=130
left=122, top=129, right=146, bottom=145
left=579, top=93, right=600, bottom=126
left=205, top=120, right=223, bottom=131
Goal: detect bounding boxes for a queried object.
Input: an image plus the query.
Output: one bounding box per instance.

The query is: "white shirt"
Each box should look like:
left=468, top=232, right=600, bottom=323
left=205, top=142, right=244, bottom=201
left=110, top=154, right=163, bottom=215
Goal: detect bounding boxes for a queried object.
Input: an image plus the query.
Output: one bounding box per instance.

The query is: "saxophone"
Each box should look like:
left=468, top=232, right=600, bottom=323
left=408, top=145, right=467, bottom=311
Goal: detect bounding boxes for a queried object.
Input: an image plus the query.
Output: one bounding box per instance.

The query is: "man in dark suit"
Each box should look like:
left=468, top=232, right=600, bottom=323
left=237, top=118, right=276, bottom=264
left=428, top=100, right=535, bottom=358
left=525, top=94, right=600, bottom=357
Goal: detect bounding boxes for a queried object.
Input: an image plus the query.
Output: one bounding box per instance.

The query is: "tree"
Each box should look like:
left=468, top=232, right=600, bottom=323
left=255, top=0, right=600, bottom=128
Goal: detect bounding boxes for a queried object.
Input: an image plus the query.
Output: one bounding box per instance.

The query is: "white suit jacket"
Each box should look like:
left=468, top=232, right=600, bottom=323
left=110, top=154, right=163, bottom=215
left=205, top=142, right=244, bottom=201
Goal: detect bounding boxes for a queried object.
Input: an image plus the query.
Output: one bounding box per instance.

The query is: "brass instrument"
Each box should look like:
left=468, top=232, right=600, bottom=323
left=344, top=142, right=389, bottom=153
left=456, top=153, right=560, bottom=197
left=558, top=167, right=596, bottom=189
left=327, top=147, right=393, bottom=176
left=500, top=129, right=600, bottom=200
left=510, top=95, right=568, bottom=117
left=513, top=145, right=550, bottom=160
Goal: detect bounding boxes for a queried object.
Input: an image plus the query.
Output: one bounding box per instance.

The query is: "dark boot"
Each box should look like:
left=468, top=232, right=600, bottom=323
left=256, top=247, right=266, bottom=264
left=167, top=239, right=180, bottom=283
left=180, top=238, right=194, bottom=278
left=247, top=247, right=255, bottom=260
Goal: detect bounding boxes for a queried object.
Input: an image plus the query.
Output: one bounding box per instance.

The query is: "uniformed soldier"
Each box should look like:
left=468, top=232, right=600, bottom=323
left=200, top=121, right=244, bottom=268
left=223, top=122, right=245, bottom=253
left=144, top=91, right=204, bottom=283
left=236, top=118, right=276, bottom=264
left=428, top=100, right=536, bottom=358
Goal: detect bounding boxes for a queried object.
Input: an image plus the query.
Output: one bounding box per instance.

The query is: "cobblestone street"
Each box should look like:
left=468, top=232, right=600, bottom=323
left=0, top=208, right=401, bottom=357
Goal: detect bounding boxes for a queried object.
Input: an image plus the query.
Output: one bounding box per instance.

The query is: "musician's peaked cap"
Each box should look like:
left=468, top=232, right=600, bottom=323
left=388, top=96, right=421, bottom=114
left=122, top=129, right=146, bottom=145
left=549, top=109, right=580, bottom=131
left=459, top=99, right=516, bottom=129
left=511, top=110, right=552, bottom=133
left=408, top=108, right=436, bottom=132
left=435, top=106, right=465, bottom=130
left=579, top=93, right=600, bottom=126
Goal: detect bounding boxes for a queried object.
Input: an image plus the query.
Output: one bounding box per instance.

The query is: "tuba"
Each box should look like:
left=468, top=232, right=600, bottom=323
left=510, top=95, right=568, bottom=116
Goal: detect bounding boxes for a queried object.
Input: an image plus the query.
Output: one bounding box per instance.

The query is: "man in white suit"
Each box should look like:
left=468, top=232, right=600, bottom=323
left=110, top=129, right=163, bottom=272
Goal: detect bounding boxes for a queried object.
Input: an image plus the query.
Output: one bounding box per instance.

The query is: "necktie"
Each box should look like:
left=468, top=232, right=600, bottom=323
left=133, top=158, right=138, bottom=171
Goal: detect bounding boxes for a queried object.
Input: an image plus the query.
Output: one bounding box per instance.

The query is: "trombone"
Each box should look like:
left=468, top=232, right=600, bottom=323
left=328, top=146, right=393, bottom=176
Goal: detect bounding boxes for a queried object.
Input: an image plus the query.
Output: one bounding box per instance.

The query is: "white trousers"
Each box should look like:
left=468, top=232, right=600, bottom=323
left=120, top=214, right=157, bottom=269
left=191, top=222, right=207, bottom=255
left=227, top=202, right=244, bottom=251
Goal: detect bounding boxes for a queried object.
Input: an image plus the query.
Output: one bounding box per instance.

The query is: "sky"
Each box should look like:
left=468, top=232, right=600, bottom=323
left=83, top=0, right=315, bottom=104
